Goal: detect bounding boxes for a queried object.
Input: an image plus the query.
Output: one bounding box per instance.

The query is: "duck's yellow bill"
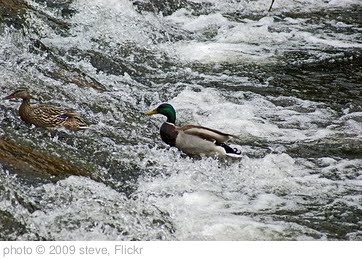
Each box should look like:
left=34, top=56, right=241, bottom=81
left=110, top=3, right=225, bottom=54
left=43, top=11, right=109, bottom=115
left=144, top=109, right=158, bottom=116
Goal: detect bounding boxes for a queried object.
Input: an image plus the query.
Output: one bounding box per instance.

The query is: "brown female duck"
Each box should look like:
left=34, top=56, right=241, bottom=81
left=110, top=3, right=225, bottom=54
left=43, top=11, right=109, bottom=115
left=4, top=89, right=88, bottom=131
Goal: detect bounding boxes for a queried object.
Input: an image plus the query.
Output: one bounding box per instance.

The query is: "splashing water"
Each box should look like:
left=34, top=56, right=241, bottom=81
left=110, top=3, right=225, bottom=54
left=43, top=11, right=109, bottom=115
left=0, top=0, right=361, bottom=240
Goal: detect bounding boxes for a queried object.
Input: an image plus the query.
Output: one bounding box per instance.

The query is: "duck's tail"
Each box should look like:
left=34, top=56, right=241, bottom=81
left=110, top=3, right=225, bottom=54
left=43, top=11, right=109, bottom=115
left=72, top=117, right=89, bottom=129
left=63, top=116, right=89, bottom=131
left=220, top=143, right=242, bottom=158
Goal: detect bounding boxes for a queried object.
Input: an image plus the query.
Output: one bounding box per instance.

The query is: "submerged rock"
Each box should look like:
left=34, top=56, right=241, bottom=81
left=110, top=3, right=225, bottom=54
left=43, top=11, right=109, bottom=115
left=0, top=137, right=89, bottom=178
left=0, top=210, right=28, bottom=241
left=0, top=0, right=27, bottom=28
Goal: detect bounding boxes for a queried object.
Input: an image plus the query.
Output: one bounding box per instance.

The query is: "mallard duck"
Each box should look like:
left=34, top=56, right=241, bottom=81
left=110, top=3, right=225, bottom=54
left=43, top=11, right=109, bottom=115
left=145, top=103, right=241, bottom=157
left=4, top=89, right=88, bottom=131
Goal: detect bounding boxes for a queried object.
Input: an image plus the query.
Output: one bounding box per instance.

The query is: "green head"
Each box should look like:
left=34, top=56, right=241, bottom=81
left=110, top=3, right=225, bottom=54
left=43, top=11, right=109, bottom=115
left=145, top=103, right=176, bottom=124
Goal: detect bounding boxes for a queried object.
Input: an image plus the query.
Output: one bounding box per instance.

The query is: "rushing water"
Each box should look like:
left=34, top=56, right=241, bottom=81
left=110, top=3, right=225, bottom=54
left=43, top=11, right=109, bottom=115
left=0, top=0, right=361, bottom=240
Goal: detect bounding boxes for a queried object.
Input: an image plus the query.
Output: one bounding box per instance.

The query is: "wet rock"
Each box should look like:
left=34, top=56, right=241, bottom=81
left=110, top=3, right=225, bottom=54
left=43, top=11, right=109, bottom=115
left=0, top=0, right=27, bottom=28
left=0, top=210, right=28, bottom=241
left=30, top=39, right=106, bottom=92
left=31, top=0, right=76, bottom=17
left=0, top=0, right=72, bottom=31
left=0, top=137, right=89, bottom=178
left=131, top=0, right=211, bottom=16
left=286, top=138, right=362, bottom=159
left=1, top=0, right=104, bottom=91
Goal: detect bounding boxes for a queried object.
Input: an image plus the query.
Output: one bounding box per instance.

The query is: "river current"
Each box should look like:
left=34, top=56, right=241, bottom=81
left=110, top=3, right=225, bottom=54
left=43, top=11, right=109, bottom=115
left=0, top=0, right=361, bottom=240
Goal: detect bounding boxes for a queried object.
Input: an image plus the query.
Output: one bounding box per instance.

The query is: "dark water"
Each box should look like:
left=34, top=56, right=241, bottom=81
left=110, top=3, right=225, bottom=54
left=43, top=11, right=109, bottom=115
left=0, top=0, right=361, bottom=240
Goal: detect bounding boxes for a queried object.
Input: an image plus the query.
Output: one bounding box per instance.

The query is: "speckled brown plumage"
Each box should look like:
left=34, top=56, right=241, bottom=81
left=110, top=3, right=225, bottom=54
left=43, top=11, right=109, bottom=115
left=4, top=89, right=88, bottom=131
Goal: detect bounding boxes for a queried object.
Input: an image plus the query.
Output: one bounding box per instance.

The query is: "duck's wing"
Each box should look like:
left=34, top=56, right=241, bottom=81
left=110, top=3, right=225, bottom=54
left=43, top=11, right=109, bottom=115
left=32, top=105, right=78, bottom=118
left=179, top=124, right=235, bottom=144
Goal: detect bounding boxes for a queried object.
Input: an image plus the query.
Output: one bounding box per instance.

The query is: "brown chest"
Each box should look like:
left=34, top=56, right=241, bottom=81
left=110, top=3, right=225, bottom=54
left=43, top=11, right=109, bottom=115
left=160, top=123, right=178, bottom=147
left=18, top=101, right=33, bottom=124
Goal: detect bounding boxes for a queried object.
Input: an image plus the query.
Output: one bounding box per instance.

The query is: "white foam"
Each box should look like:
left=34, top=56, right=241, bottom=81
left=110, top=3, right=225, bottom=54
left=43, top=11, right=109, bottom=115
left=4, top=175, right=175, bottom=240
left=131, top=84, right=362, bottom=240
left=166, top=87, right=336, bottom=142
left=163, top=1, right=362, bottom=63
left=135, top=147, right=336, bottom=240
left=1, top=0, right=361, bottom=242
left=174, top=11, right=229, bottom=32
left=304, top=33, right=362, bottom=49
left=262, top=0, right=361, bottom=11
